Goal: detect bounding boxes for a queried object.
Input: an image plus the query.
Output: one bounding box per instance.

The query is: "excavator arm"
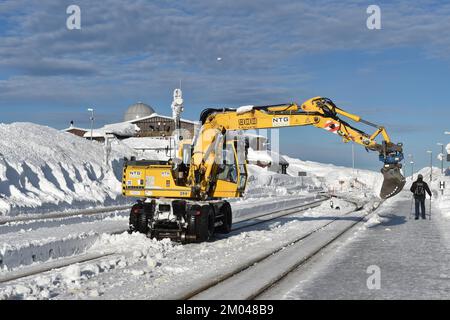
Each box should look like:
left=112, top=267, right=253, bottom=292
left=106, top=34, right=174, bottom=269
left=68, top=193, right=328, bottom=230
left=190, top=97, right=405, bottom=199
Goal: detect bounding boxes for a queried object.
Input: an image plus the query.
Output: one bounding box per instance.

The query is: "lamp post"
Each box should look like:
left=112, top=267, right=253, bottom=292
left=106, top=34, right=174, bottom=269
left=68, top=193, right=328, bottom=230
left=352, top=143, right=355, bottom=175
left=87, top=108, right=94, bottom=141
left=426, top=150, right=432, bottom=182
left=408, top=154, right=414, bottom=180
left=437, top=143, right=444, bottom=174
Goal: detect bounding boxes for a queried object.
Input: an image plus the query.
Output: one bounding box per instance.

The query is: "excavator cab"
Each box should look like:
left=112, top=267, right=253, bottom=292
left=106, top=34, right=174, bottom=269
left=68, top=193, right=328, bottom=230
left=211, top=137, right=248, bottom=198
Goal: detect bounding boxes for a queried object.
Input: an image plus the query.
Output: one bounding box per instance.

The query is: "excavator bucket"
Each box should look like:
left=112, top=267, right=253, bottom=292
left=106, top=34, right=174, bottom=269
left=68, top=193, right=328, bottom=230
left=380, top=165, right=406, bottom=199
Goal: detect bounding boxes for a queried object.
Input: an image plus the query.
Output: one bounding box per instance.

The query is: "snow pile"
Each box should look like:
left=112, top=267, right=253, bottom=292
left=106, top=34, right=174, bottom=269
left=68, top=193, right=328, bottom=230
left=83, top=122, right=139, bottom=138
left=397, top=166, right=450, bottom=219
left=244, top=152, right=382, bottom=198
left=236, top=105, right=254, bottom=115
left=121, top=137, right=169, bottom=150
left=0, top=123, right=135, bottom=216
left=245, top=165, right=312, bottom=197
left=120, top=137, right=171, bottom=161
left=284, top=155, right=382, bottom=196
left=247, top=150, right=274, bottom=163
left=410, top=167, right=450, bottom=219
left=103, top=122, right=139, bottom=137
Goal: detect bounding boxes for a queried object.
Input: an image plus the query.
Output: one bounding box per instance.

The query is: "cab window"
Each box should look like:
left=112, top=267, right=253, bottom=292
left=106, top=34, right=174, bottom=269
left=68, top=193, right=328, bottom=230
left=238, top=164, right=247, bottom=190
left=217, top=148, right=238, bottom=183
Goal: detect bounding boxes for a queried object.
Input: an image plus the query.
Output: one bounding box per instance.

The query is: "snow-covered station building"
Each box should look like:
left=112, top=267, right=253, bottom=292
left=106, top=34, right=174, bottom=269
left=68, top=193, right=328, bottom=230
left=63, top=102, right=198, bottom=142
left=123, top=102, right=197, bottom=138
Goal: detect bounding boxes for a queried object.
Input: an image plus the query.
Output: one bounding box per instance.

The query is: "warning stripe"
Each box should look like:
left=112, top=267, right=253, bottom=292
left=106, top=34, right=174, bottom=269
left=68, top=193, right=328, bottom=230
left=324, top=120, right=340, bottom=134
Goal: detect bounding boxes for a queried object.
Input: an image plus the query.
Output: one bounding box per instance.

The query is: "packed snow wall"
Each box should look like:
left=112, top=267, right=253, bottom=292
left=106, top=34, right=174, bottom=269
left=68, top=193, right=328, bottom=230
left=0, top=123, right=135, bottom=216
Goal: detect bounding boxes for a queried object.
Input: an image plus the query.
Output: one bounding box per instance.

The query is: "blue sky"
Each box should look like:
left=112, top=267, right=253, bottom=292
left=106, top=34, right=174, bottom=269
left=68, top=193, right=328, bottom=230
left=0, top=0, right=449, bottom=171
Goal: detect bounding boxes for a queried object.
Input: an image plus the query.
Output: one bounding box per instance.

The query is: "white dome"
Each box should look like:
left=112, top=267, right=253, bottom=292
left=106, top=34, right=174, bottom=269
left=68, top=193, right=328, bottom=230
left=124, top=102, right=155, bottom=121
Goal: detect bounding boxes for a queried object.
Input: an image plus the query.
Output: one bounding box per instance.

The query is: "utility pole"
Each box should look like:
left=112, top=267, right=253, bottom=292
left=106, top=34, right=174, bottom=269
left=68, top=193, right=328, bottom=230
left=408, top=154, right=414, bottom=180
left=352, top=143, right=355, bottom=175
left=87, top=108, right=94, bottom=141
left=437, top=142, right=444, bottom=174
left=427, top=150, right=432, bottom=182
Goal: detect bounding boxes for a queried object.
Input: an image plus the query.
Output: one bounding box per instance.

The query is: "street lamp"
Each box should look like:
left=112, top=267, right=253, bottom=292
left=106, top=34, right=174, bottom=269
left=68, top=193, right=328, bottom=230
left=437, top=143, right=444, bottom=174
left=408, top=154, right=414, bottom=180
left=87, top=108, right=95, bottom=141
left=426, top=150, right=432, bottom=182
left=351, top=142, right=355, bottom=175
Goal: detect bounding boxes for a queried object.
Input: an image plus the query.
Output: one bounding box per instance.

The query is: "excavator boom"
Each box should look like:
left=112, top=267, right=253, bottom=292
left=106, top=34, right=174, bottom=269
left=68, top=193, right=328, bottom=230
left=194, top=97, right=405, bottom=199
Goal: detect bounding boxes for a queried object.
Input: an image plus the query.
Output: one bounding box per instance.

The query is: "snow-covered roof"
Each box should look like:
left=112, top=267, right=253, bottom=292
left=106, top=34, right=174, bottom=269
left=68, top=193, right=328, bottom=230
left=83, top=122, right=140, bottom=138
left=242, top=133, right=268, bottom=139
left=83, top=130, right=105, bottom=138
left=122, top=137, right=170, bottom=150
left=62, top=126, right=88, bottom=132
left=125, top=112, right=199, bottom=125
left=247, top=149, right=288, bottom=165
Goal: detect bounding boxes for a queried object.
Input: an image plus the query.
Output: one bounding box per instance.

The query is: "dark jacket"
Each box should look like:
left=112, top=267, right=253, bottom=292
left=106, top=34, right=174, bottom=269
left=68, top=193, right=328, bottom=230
left=410, top=178, right=432, bottom=200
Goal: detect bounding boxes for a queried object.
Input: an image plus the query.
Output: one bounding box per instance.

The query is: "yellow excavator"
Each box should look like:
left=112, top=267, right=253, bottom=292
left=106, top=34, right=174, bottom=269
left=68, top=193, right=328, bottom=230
left=122, top=97, right=405, bottom=242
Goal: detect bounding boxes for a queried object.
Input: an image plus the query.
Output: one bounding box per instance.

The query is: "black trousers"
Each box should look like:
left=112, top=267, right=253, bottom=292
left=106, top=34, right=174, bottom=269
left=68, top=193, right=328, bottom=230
left=415, top=198, right=426, bottom=219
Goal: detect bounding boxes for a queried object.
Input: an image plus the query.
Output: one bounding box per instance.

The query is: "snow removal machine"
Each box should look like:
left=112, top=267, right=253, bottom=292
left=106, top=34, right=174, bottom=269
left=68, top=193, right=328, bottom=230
left=122, top=97, right=405, bottom=242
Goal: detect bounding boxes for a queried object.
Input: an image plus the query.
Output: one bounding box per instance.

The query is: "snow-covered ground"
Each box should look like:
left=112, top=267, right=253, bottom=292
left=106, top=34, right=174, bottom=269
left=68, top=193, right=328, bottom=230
left=3, top=122, right=445, bottom=300
left=0, top=123, right=137, bottom=216
left=0, top=194, right=321, bottom=273
left=261, top=190, right=450, bottom=300
left=0, top=197, right=361, bottom=300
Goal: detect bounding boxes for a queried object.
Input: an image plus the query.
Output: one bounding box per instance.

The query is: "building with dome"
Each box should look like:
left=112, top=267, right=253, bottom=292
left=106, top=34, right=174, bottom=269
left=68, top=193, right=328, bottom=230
left=124, top=102, right=198, bottom=139
left=63, top=101, right=199, bottom=142
left=123, top=102, right=155, bottom=122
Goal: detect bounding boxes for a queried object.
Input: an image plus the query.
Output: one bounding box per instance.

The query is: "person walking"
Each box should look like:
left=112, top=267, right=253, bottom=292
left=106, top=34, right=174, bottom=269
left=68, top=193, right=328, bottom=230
left=410, top=174, right=432, bottom=220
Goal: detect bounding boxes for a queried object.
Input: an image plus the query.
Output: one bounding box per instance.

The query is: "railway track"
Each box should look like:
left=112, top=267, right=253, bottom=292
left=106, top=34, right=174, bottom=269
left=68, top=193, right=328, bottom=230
left=226, top=196, right=329, bottom=234
left=0, top=205, right=133, bottom=226
left=0, top=228, right=125, bottom=284
left=171, top=200, right=380, bottom=300
left=0, top=197, right=331, bottom=285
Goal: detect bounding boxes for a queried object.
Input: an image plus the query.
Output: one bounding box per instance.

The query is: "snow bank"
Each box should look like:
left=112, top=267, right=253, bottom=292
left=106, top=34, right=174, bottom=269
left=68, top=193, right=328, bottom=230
left=120, top=138, right=171, bottom=161
left=0, top=123, right=134, bottom=216
left=404, top=167, right=443, bottom=217
left=410, top=167, right=450, bottom=219
left=103, top=122, right=139, bottom=137
left=244, top=165, right=312, bottom=198
left=247, top=150, right=274, bottom=163
left=284, top=156, right=382, bottom=196
left=245, top=153, right=381, bottom=198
